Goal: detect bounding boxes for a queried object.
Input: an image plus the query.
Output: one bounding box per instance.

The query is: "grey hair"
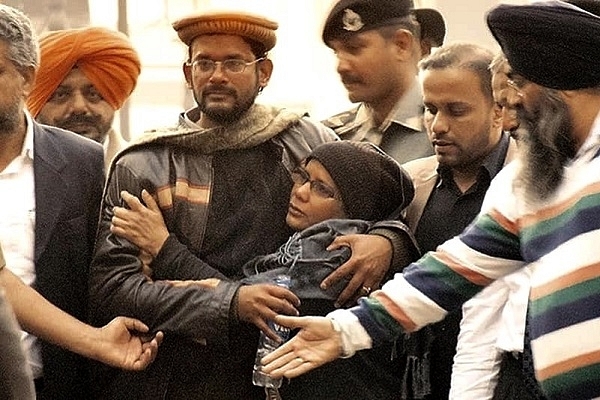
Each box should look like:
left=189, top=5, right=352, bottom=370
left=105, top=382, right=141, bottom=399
left=0, top=5, right=39, bottom=72
left=489, top=52, right=508, bottom=75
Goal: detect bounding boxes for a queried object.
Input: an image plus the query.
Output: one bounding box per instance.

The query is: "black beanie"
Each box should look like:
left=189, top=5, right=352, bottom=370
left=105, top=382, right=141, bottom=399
left=307, top=141, right=414, bottom=221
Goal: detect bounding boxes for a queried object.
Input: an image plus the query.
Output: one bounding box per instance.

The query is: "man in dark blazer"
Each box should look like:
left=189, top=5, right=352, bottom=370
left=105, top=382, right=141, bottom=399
left=30, top=123, right=105, bottom=399
left=0, top=5, right=104, bottom=398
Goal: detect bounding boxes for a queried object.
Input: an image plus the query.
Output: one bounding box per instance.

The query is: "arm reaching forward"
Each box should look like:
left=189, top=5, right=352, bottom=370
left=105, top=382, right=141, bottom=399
left=0, top=263, right=163, bottom=371
left=261, top=315, right=343, bottom=378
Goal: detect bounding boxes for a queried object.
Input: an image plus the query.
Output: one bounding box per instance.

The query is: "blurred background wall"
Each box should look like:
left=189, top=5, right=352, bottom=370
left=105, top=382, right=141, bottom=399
left=5, top=0, right=529, bottom=139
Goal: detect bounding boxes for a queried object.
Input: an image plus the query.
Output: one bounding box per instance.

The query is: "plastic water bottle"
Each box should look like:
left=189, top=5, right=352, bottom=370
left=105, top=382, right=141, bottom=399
left=252, top=274, right=291, bottom=389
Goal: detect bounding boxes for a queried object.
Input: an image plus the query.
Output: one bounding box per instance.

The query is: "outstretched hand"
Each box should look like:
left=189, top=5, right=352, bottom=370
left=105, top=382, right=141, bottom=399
left=96, top=316, right=164, bottom=371
left=260, top=315, right=342, bottom=378
left=322, top=234, right=392, bottom=307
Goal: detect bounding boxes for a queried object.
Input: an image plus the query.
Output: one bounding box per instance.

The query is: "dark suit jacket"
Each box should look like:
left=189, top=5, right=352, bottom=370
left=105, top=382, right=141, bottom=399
left=31, top=121, right=104, bottom=399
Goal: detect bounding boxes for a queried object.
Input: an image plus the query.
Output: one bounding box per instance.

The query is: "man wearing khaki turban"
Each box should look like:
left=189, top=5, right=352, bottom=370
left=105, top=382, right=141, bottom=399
left=86, top=7, right=415, bottom=400
left=27, top=26, right=141, bottom=170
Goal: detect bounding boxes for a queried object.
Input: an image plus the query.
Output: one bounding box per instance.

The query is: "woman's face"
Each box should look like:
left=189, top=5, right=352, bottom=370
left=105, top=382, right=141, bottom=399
left=285, top=159, right=347, bottom=231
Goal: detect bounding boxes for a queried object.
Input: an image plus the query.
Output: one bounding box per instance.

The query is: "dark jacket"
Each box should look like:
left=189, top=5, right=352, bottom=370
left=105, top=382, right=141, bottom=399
left=33, top=121, right=104, bottom=399
left=242, top=219, right=418, bottom=302
left=243, top=219, right=421, bottom=400
left=89, top=105, right=338, bottom=400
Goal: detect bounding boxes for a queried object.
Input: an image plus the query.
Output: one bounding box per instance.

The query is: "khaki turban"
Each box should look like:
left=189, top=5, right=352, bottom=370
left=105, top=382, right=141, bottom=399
left=27, top=27, right=141, bottom=117
left=173, top=11, right=278, bottom=53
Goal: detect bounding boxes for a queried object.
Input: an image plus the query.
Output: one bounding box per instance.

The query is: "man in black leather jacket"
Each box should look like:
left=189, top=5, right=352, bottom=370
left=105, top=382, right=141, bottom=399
left=89, top=10, right=415, bottom=400
left=112, top=141, right=420, bottom=400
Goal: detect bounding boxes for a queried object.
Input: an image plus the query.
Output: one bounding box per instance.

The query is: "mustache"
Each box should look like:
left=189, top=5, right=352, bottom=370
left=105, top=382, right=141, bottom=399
left=58, top=114, right=101, bottom=127
left=202, top=85, right=236, bottom=97
left=339, top=73, right=363, bottom=86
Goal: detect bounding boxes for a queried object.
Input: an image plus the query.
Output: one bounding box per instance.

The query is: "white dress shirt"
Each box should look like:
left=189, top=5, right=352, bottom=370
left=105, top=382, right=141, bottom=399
left=449, top=268, right=530, bottom=400
left=0, top=111, right=42, bottom=378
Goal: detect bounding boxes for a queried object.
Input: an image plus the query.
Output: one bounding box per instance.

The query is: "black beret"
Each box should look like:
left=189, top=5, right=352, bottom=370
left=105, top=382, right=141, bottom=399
left=322, top=0, right=445, bottom=47
left=487, top=1, right=600, bottom=90
left=307, top=141, right=414, bottom=221
left=415, top=8, right=446, bottom=48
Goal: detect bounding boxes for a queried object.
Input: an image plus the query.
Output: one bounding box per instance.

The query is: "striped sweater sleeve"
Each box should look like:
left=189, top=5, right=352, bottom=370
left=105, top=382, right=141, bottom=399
left=331, top=152, right=600, bottom=400
left=329, top=207, right=525, bottom=353
left=328, top=165, right=525, bottom=353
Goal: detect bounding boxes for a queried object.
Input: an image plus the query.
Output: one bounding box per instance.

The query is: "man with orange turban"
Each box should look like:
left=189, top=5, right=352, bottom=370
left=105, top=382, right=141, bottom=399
left=27, top=26, right=141, bottom=170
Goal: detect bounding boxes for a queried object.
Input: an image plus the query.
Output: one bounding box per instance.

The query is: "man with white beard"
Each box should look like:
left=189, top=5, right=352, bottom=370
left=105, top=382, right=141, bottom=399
left=260, top=2, right=600, bottom=399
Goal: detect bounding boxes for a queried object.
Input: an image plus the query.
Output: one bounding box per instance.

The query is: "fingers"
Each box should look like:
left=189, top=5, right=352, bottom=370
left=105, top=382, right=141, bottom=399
left=152, top=331, right=164, bottom=346
left=359, top=285, right=372, bottom=296
left=261, top=338, right=297, bottom=368
left=236, top=285, right=301, bottom=342
left=261, top=285, right=301, bottom=314
left=130, top=331, right=164, bottom=371
left=260, top=331, right=320, bottom=379
left=320, top=257, right=353, bottom=291
left=261, top=345, right=300, bottom=375
left=326, top=235, right=349, bottom=251
left=133, top=337, right=160, bottom=370
left=334, top=273, right=363, bottom=307
left=321, top=254, right=364, bottom=306
left=114, top=316, right=150, bottom=333
left=321, top=237, right=354, bottom=291
left=272, top=315, right=305, bottom=330
left=323, top=233, right=390, bottom=307
left=110, top=207, right=134, bottom=235
left=140, top=189, right=160, bottom=212
left=257, top=320, right=281, bottom=343
left=267, top=359, right=316, bottom=379
left=277, top=289, right=301, bottom=314
left=120, top=190, right=144, bottom=210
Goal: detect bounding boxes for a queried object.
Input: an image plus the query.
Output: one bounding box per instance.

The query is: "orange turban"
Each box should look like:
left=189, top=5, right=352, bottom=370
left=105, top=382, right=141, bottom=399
left=27, top=27, right=141, bottom=117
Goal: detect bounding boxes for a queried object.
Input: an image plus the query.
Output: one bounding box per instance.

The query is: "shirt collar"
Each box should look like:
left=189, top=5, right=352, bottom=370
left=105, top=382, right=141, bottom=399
left=481, top=132, right=511, bottom=180
left=437, top=132, right=511, bottom=186
left=22, top=110, right=34, bottom=160
left=182, top=107, right=202, bottom=129
left=381, top=78, right=424, bottom=132
left=355, top=77, right=424, bottom=134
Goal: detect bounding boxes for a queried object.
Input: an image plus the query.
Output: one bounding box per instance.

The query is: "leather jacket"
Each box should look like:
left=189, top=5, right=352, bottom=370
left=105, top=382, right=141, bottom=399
left=89, top=105, right=337, bottom=400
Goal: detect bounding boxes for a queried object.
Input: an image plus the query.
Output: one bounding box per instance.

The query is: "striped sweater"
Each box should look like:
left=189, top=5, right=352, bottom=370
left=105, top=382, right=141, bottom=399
left=330, top=133, right=600, bottom=400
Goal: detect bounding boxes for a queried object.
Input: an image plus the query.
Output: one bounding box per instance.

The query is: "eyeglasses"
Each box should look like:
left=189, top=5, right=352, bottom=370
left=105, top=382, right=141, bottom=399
left=290, top=167, right=342, bottom=200
left=506, top=75, right=528, bottom=97
left=187, top=57, right=265, bottom=75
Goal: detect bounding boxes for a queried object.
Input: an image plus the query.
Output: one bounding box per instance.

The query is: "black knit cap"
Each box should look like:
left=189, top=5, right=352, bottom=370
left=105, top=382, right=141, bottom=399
left=306, top=141, right=414, bottom=221
left=322, top=0, right=445, bottom=48
left=487, top=1, right=600, bottom=90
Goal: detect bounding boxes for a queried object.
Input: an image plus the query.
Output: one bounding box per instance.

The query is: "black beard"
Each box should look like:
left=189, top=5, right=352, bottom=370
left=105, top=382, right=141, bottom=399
left=200, top=98, right=255, bottom=125
left=197, top=85, right=259, bottom=126
left=515, top=89, right=576, bottom=203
